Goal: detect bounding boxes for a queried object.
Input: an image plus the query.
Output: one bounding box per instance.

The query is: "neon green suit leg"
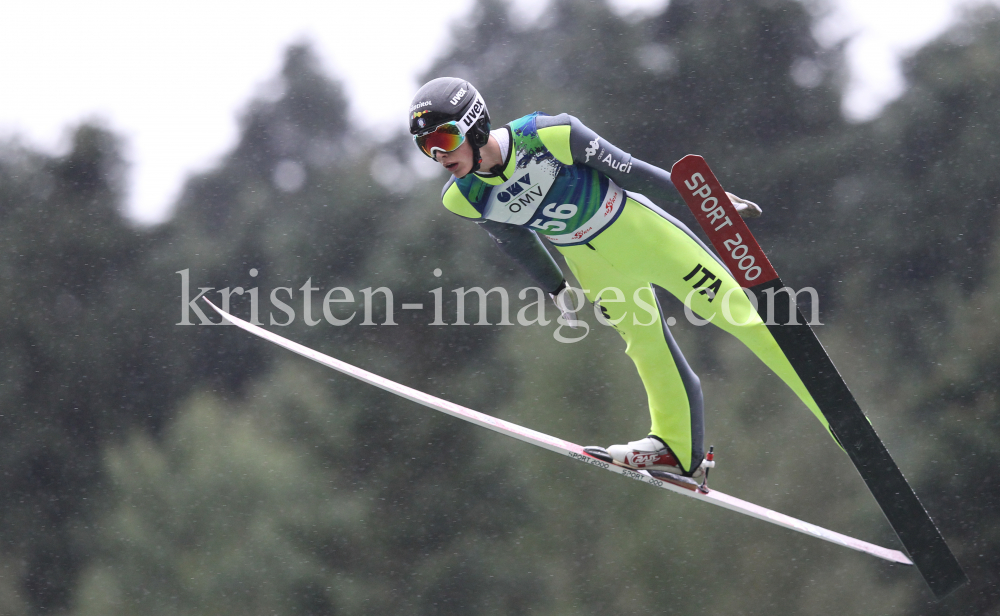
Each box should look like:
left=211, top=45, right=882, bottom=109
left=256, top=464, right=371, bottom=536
left=558, top=198, right=829, bottom=456
left=558, top=244, right=703, bottom=471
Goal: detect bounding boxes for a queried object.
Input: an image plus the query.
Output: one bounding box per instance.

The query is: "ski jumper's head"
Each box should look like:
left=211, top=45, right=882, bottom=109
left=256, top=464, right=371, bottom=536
left=409, top=77, right=491, bottom=177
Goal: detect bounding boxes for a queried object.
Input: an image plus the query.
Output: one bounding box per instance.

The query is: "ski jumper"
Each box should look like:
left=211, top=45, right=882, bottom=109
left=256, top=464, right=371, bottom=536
left=440, top=113, right=829, bottom=475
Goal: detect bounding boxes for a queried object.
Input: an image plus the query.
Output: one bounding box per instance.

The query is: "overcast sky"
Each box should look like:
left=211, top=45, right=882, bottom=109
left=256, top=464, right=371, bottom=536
left=0, top=0, right=985, bottom=224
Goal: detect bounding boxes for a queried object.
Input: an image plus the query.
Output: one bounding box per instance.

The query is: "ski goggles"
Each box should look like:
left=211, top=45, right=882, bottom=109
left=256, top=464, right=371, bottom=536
left=413, top=121, right=466, bottom=159
left=413, top=92, right=488, bottom=159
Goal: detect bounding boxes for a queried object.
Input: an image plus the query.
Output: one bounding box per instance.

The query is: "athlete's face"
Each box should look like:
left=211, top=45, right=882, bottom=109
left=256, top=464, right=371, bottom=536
left=434, top=139, right=474, bottom=177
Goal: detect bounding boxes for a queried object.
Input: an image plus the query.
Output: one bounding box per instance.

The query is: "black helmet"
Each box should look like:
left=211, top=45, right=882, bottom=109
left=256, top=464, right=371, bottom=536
left=409, top=77, right=491, bottom=171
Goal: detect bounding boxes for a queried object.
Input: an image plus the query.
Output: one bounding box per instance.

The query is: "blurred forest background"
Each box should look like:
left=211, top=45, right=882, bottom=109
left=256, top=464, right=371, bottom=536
left=1, top=0, right=998, bottom=614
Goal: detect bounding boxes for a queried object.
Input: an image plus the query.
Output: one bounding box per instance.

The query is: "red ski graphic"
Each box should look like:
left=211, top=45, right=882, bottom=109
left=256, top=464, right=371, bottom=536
left=670, top=154, right=967, bottom=599
left=672, top=163, right=778, bottom=287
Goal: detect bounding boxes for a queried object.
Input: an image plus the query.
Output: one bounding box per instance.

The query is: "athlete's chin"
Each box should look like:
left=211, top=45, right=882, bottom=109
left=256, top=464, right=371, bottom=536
left=445, top=163, right=469, bottom=178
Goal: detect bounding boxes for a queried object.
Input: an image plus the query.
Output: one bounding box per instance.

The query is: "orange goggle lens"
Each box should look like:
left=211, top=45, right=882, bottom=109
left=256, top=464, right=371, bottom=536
left=414, top=122, right=465, bottom=158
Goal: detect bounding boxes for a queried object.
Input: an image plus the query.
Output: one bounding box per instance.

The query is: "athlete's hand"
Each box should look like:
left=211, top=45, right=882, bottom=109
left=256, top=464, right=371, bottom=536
left=550, top=282, right=581, bottom=329
left=727, top=192, right=762, bottom=218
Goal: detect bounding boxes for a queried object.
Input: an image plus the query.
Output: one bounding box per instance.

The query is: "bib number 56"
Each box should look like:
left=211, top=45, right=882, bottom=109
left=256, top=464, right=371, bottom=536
left=529, top=203, right=577, bottom=232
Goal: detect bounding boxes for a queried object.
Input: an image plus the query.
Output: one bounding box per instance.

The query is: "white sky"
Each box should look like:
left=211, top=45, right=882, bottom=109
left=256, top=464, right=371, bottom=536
left=0, top=0, right=985, bottom=225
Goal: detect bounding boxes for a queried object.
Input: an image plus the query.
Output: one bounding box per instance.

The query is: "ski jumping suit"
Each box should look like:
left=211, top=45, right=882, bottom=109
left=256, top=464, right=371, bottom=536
left=440, top=112, right=829, bottom=474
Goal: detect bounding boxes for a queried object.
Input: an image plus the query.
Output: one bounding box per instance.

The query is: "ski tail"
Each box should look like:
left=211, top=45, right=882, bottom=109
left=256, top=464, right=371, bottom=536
left=670, top=154, right=967, bottom=599
left=204, top=297, right=912, bottom=567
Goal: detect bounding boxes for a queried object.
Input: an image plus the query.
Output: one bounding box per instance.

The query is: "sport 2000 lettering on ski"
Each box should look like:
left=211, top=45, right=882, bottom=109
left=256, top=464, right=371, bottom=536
left=670, top=154, right=967, bottom=600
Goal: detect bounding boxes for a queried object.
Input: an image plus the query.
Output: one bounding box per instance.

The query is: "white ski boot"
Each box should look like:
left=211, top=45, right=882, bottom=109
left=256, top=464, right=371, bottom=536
left=590, top=435, right=712, bottom=478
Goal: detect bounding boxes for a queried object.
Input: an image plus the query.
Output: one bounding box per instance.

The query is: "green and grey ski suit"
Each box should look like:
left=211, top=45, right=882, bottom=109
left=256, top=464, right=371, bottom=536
left=440, top=112, right=828, bottom=474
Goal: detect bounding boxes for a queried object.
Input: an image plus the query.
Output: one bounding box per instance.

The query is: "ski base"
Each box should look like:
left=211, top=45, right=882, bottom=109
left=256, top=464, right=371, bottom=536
left=670, top=154, right=966, bottom=598
left=204, top=298, right=912, bottom=568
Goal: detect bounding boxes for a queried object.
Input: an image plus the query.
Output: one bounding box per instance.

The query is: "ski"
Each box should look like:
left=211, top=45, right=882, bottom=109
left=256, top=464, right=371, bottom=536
left=670, top=155, right=966, bottom=598
left=204, top=297, right=911, bottom=567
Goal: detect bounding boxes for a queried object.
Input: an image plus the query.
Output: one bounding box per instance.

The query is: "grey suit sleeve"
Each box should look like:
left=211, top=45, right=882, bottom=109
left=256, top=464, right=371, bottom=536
left=537, top=113, right=678, bottom=207
left=439, top=176, right=565, bottom=294
left=476, top=220, right=565, bottom=294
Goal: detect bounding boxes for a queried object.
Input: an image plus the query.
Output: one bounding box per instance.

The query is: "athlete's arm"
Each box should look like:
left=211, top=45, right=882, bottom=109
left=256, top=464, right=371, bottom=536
left=535, top=114, right=760, bottom=217
left=477, top=221, right=576, bottom=326
left=476, top=220, right=565, bottom=294
left=533, top=113, right=675, bottom=206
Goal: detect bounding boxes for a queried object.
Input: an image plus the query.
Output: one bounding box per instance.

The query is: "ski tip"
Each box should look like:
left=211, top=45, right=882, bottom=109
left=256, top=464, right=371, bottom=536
left=930, top=573, right=969, bottom=600
left=201, top=297, right=235, bottom=321
left=201, top=297, right=241, bottom=327
left=920, top=559, right=969, bottom=600
left=671, top=154, right=705, bottom=168
left=202, top=297, right=221, bottom=313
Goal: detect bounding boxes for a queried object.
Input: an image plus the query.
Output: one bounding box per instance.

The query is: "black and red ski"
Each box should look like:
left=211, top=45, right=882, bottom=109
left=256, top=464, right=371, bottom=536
left=670, top=155, right=967, bottom=599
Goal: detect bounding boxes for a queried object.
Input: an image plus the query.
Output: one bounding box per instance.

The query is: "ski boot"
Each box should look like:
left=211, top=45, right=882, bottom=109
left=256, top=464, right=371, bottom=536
left=586, top=435, right=711, bottom=478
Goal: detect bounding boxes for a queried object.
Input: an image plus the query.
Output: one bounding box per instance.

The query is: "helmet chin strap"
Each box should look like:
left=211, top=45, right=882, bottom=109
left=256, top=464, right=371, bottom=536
left=470, top=143, right=483, bottom=174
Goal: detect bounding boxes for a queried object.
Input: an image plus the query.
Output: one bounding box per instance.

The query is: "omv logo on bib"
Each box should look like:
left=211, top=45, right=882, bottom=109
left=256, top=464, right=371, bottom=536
left=496, top=174, right=537, bottom=203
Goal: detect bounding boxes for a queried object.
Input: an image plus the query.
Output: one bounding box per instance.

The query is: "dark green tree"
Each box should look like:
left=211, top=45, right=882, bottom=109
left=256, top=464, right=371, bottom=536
left=840, top=7, right=1000, bottom=613
left=66, top=40, right=548, bottom=615
left=0, top=124, right=151, bottom=612
left=1, top=0, right=995, bottom=613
